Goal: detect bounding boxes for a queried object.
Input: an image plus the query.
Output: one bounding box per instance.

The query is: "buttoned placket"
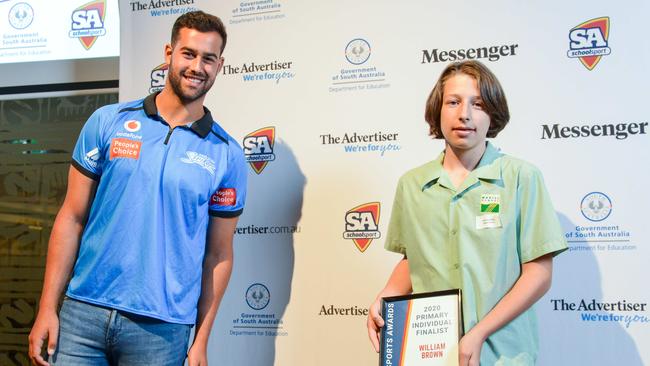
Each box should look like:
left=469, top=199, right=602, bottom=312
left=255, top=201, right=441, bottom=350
left=445, top=172, right=483, bottom=275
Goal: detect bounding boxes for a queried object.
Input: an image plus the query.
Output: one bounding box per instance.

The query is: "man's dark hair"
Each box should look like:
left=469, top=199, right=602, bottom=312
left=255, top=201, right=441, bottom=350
left=171, top=11, right=227, bottom=55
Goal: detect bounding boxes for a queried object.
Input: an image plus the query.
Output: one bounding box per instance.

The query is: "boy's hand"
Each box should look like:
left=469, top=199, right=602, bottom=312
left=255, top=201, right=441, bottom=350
left=458, top=329, right=485, bottom=366
left=367, top=297, right=385, bottom=352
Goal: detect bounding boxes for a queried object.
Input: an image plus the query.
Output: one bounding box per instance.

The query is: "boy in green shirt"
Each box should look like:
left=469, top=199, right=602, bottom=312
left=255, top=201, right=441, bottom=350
left=367, top=61, right=567, bottom=365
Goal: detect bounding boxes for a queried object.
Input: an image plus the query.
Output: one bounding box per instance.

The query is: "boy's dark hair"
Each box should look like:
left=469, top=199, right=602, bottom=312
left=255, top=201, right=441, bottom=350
left=171, top=11, right=227, bottom=55
left=424, top=60, right=510, bottom=138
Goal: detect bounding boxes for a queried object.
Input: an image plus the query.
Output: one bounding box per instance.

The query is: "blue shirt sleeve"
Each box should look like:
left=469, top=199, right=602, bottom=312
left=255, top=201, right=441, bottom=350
left=208, top=142, right=247, bottom=217
left=71, top=107, right=108, bottom=180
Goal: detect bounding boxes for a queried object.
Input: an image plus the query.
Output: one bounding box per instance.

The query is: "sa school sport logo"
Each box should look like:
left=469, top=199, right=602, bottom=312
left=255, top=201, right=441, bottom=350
left=70, top=0, right=107, bottom=50
left=150, top=63, right=168, bottom=94
left=343, top=202, right=381, bottom=253
left=567, top=16, right=611, bottom=70
left=243, top=126, right=275, bottom=174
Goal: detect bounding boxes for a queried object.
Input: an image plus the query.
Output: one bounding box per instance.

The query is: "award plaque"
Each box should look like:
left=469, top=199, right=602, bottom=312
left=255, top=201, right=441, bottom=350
left=380, top=289, right=463, bottom=366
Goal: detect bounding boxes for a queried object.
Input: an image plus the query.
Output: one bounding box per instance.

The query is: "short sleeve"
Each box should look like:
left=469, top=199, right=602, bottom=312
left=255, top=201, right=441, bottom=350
left=517, top=166, right=568, bottom=262
left=71, top=108, right=107, bottom=181
left=208, top=143, right=248, bottom=218
left=385, top=177, right=406, bottom=254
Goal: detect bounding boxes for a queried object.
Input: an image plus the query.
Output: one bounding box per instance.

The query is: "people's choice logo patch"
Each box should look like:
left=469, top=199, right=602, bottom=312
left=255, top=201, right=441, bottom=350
left=211, top=188, right=237, bottom=207
left=109, top=138, right=141, bottom=160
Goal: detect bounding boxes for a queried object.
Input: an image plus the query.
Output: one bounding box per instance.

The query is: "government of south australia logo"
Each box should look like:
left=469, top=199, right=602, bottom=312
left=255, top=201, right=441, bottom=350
left=243, top=126, right=276, bottom=174
left=580, top=192, right=612, bottom=222
left=567, top=16, right=611, bottom=70
left=246, top=283, right=270, bottom=310
left=9, top=2, right=34, bottom=30
left=330, top=38, right=388, bottom=93
left=345, top=38, right=371, bottom=65
left=343, top=202, right=381, bottom=252
left=149, top=63, right=168, bottom=94
left=69, top=0, right=107, bottom=50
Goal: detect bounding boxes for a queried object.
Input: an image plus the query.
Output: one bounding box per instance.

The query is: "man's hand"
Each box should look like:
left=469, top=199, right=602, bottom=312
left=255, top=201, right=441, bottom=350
left=28, top=167, right=97, bottom=365
left=187, top=343, right=208, bottom=366
left=28, top=309, right=59, bottom=366
left=366, top=297, right=385, bottom=352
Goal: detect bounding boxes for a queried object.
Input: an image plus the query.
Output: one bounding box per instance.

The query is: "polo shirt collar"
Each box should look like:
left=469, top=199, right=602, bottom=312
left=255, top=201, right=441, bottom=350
left=419, top=152, right=445, bottom=191
left=420, top=141, right=503, bottom=191
left=473, top=141, right=502, bottom=180
left=143, top=92, right=213, bottom=138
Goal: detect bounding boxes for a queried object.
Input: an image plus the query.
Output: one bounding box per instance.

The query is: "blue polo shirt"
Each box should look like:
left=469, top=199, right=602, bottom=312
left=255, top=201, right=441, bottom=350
left=66, top=92, right=247, bottom=324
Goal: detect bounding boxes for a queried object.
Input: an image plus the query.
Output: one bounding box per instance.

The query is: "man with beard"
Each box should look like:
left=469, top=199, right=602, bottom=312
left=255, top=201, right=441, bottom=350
left=28, top=11, right=247, bottom=366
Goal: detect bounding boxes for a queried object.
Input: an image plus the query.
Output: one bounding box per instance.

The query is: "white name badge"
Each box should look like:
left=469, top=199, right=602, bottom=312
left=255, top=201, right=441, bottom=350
left=476, top=213, right=502, bottom=229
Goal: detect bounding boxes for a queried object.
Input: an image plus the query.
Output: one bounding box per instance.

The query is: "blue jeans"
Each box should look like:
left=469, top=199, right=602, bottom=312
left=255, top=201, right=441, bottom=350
left=50, top=297, right=192, bottom=365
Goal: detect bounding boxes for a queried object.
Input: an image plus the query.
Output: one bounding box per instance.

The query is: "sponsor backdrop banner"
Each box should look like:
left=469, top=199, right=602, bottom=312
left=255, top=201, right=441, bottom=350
left=0, top=0, right=119, bottom=63
left=119, top=1, right=649, bottom=365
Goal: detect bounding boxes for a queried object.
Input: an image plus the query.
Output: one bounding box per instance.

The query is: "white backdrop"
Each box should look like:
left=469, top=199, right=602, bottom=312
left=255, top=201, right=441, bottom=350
left=119, top=1, right=650, bottom=365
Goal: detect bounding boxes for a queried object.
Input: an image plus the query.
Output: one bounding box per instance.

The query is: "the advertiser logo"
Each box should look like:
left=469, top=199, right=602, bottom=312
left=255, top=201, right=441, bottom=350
left=230, top=283, right=287, bottom=337
left=222, top=60, right=294, bottom=84
left=109, top=138, right=141, bottom=160
left=550, top=298, right=649, bottom=328
left=149, top=63, right=168, bottom=94
left=234, top=224, right=301, bottom=235
left=330, top=38, right=389, bottom=93
left=243, top=126, right=276, bottom=174
left=421, top=43, right=519, bottom=64
left=69, top=0, right=107, bottom=50
left=566, top=192, right=635, bottom=252
left=8, top=2, right=34, bottom=30
left=211, top=188, right=236, bottom=207
left=320, top=131, right=401, bottom=157
left=343, top=202, right=381, bottom=252
left=129, top=0, right=197, bottom=17
left=229, top=0, right=285, bottom=25
left=567, top=17, right=611, bottom=70
left=318, top=304, right=368, bottom=316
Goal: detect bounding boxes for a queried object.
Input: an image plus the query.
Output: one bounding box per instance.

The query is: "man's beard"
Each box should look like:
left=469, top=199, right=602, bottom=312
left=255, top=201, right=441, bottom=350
left=167, top=62, right=215, bottom=104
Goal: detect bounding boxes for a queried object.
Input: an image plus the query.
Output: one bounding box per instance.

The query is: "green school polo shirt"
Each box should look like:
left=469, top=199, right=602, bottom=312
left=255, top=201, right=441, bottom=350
left=385, top=142, right=567, bottom=365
